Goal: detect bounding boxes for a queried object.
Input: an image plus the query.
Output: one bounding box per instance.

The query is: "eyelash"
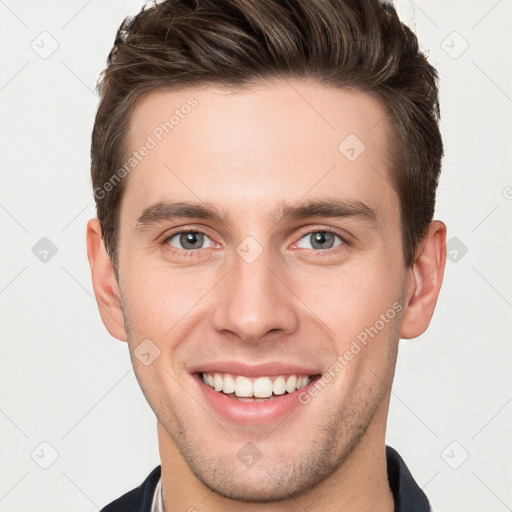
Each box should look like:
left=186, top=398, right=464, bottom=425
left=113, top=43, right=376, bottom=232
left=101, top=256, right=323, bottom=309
left=160, top=227, right=349, bottom=258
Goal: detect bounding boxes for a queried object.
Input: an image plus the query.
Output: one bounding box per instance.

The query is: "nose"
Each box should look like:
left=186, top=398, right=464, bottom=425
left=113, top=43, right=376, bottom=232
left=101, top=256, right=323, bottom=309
left=212, top=244, right=299, bottom=344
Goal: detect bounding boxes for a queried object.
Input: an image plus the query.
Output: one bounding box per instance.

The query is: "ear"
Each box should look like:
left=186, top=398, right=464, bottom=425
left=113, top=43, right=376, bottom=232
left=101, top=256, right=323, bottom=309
left=400, top=220, right=447, bottom=339
left=86, top=218, right=127, bottom=341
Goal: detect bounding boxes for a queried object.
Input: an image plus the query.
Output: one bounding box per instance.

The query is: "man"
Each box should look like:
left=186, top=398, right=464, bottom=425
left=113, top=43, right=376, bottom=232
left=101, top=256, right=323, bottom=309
left=87, top=0, right=446, bottom=510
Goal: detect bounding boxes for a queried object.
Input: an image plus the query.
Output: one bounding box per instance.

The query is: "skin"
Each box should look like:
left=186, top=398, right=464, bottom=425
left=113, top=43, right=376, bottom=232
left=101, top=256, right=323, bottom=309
left=87, top=79, right=446, bottom=512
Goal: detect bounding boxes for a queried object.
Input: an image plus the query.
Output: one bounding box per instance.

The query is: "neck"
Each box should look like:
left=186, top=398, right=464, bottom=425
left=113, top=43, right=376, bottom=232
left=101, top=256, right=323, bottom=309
left=157, top=399, right=394, bottom=512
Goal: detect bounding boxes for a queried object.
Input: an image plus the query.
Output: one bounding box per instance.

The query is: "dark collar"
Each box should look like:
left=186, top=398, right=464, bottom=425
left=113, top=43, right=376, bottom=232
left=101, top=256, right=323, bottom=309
left=100, top=446, right=430, bottom=511
left=99, top=465, right=161, bottom=512
left=386, top=445, right=431, bottom=511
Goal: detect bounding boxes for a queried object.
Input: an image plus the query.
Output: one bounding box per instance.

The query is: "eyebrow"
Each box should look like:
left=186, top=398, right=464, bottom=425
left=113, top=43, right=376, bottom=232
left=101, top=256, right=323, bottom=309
left=135, top=198, right=377, bottom=229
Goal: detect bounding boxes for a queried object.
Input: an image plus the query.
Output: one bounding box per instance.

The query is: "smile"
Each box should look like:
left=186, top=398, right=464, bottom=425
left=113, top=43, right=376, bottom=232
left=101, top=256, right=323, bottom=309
left=193, top=370, right=322, bottom=425
left=200, top=372, right=317, bottom=401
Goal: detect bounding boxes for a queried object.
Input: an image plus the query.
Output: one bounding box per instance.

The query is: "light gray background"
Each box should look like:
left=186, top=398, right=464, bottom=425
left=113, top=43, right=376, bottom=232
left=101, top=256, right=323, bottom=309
left=1, top=1, right=511, bottom=511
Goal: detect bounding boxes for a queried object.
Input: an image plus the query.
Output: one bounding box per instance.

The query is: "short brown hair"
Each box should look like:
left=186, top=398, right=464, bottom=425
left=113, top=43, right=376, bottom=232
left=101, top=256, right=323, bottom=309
left=91, top=0, right=443, bottom=271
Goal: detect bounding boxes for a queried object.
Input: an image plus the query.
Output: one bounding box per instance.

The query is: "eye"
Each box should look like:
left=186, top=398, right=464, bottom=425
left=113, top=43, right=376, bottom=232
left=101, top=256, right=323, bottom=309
left=295, top=230, right=345, bottom=251
left=164, top=230, right=215, bottom=251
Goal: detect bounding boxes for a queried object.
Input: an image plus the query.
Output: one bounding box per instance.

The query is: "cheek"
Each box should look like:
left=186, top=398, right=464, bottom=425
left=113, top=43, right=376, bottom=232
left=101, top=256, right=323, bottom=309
left=299, top=260, right=404, bottom=336
left=121, top=262, right=202, bottom=333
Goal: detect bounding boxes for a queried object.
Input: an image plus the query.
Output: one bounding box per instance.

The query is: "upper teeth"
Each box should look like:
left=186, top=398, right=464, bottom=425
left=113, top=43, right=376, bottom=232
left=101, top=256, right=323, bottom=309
left=202, top=372, right=312, bottom=398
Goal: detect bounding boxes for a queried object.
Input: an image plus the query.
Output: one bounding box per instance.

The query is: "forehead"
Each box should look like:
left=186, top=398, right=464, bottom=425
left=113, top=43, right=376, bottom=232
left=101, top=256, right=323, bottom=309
left=121, top=79, right=397, bottom=225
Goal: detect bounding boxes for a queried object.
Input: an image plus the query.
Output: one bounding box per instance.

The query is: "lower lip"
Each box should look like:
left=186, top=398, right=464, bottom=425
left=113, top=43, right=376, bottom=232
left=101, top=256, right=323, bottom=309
left=193, top=373, right=320, bottom=426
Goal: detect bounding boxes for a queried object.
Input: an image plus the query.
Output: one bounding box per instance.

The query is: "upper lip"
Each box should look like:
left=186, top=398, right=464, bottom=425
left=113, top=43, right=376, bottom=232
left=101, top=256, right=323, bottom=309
left=189, top=361, right=322, bottom=378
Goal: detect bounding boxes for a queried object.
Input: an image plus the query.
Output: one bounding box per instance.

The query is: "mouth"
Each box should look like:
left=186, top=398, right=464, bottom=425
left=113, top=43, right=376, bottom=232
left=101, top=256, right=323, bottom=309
left=197, top=371, right=322, bottom=402
left=191, top=369, right=323, bottom=425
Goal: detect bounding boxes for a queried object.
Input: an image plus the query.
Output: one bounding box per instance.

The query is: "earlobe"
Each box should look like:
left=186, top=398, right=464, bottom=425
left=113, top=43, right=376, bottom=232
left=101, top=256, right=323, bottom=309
left=400, top=220, right=447, bottom=339
left=86, top=218, right=127, bottom=341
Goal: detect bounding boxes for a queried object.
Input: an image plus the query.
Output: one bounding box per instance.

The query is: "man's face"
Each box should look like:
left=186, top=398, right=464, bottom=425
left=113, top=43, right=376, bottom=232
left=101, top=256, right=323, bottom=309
left=115, top=80, right=410, bottom=501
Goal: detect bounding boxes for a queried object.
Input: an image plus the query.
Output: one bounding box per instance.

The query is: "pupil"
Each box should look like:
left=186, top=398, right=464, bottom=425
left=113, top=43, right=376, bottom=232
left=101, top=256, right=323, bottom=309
left=182, top=232, right=203, bottom=249
left=312, top=232, right=334, bottom=249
